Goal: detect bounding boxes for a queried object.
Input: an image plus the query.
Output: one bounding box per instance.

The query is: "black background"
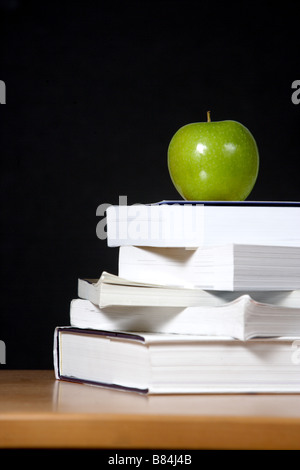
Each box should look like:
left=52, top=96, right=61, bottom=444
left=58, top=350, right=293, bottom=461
left=0, top=0, right=299, bottom=368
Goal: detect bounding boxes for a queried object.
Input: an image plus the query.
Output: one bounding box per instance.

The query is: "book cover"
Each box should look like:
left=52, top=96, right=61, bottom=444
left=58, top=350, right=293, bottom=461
left=54, top=327, right=300, bottom=394
left=106, top=202, right=300, bottom=248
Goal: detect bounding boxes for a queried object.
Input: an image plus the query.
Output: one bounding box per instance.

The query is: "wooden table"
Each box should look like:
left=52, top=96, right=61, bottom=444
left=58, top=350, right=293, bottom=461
left=1, top=370, right=300, bottom=450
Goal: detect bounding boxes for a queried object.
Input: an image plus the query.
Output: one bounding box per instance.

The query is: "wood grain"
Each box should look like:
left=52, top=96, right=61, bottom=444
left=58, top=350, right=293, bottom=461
left=1, top=370, right=300, bottom=449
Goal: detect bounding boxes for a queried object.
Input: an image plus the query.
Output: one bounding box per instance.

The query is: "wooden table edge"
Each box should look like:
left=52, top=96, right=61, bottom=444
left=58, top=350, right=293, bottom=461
left=1, top=370, right=300, bottom=449
left=1, top=412, right=300, bottom=450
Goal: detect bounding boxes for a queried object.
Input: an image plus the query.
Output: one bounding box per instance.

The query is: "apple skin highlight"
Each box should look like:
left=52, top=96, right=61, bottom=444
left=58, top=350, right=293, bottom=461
left=167, top=114, right=259, bottom=201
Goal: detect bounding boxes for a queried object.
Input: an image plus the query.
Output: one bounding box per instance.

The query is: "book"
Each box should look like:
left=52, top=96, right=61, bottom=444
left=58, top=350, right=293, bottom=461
left=118, top=244, right=300, bottom=291
left=78, top=271, right=300, bottom=307
left=77, top=271, right=243, bottom=308
left=54, top=327, right=300, bottom=394
left=70, top=296, right=300, bottom=341
left=105, top=201, right=300, bottom=248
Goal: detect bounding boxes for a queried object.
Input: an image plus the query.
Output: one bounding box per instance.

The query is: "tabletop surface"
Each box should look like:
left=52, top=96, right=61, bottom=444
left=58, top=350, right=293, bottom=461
left=1, top=370, right=300, bottom=449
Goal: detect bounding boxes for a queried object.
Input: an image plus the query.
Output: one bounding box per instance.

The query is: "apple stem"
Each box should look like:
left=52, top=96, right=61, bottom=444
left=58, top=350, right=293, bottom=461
left=207, top=111, right=211, bottom=122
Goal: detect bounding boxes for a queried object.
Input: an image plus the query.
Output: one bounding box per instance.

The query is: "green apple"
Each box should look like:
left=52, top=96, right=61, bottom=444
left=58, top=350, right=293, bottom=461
left=167, top=112, right=259, bottom=201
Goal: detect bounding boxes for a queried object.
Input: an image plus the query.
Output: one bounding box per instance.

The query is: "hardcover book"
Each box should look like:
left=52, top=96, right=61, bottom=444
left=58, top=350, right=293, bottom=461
left=54, top=327, right=300, bottom=394
left=106, top=201, right=300, bottom=248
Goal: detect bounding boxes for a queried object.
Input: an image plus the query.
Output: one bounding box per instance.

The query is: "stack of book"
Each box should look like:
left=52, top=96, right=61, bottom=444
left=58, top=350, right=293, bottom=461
left=54, top=201, right=300, bottom=394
